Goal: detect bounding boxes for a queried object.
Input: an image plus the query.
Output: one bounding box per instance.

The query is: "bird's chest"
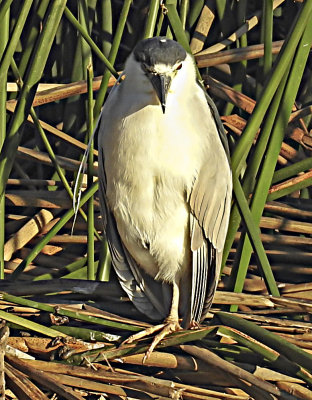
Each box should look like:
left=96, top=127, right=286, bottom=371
left=106, top=105, right=200, bottom=187
left=104, top=105, right=201, bottom=228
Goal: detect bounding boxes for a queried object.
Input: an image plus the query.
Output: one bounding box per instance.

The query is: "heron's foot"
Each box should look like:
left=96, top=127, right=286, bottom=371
left=143, top=319, right=181, bottom=362
left=123, top=319, right=181, bottom=363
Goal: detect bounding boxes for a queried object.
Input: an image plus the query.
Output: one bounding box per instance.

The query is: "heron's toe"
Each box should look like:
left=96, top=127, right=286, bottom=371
left=121, top=319, right=181, bottom=363
left=143, top=319, right=181, bottom=362
left=122, top=323, right=165, bottom=345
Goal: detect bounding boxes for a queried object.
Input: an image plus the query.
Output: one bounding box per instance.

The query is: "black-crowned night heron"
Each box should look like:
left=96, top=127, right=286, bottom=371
left=98, top=36, right=232, bottom=358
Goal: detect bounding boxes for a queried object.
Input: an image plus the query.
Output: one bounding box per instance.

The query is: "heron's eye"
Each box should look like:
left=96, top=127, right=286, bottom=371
left=141, top=63, right=156, bottom=75
left=176, top=63, right=182, bottom=71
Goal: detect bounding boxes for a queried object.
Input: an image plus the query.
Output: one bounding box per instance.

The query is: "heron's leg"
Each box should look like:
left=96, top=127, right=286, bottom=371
left=164, top=278, right=180, bottom=322
left=122, top=279, right=181, bottom=361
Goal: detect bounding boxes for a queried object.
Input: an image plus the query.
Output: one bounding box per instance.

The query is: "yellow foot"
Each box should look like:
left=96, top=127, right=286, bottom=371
left=123, top=320, right=181, bottom=363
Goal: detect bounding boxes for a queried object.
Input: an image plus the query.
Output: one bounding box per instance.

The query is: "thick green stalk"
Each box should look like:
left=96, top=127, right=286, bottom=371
left=61, top=265, right=91, bottom=279
left=33, top=257, right=87, bottom=280
left=78, top=0, right=92, bottom=80
left=87, top=62, right=95, bottom=280
left=0, top=0, right=13, bottom=21
left=179, top=0, right=189, bottom=30
left=0, top=309, right=67, bottom=338
left=101, top=0, right=112, bottom=57
left=1, top=292, right=142, bottom=332
left=51, top=325, right=120, bottom=342
left=93, top=0, right=132, bottom=120
left=0, top=0, right=32, bottom=76
left=165, top=1, right=192, bottom=53
left=230, top=19, right=312, bottom=301
left=262, top=0, right=273, bottom=80
left=256, top=0, right=273, bottom=99
left=0, top=0, right=10, bottom=73
left=10, top=181, right=99, bottom=280
left=272, top=157, right=312, bottom=184
left=144, top=0, right=159, bottom=38
left=217, top=326, right=280, bottom=364
left=231, top=0, right=312, bottom=177
left=0, top=0, right=68, bottom=199
left=17, top=0, right=50, bottom=78
left=232, top=175, right=279, bottom=297
left=156, top=10, right=164, bottom=36
left=96, top=239, right=111, bottom=281
left=64, top=6, right=118, bottom=79
left=61, top=0, right=93, bottom=135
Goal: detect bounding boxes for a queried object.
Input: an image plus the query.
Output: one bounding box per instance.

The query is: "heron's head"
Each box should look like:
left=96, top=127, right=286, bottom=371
left=128, top=37, right=189, bottom=113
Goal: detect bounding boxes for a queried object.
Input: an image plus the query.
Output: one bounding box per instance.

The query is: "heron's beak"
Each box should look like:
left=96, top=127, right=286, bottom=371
left=149, top=74, right=172, bottom=114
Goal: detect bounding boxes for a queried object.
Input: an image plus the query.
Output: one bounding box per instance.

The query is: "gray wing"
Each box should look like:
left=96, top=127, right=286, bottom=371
left=97, top=116, right=171, bottom=321
left=189, top=84, right=232, bottom=322
left=204, top=88, right=231, bottom=161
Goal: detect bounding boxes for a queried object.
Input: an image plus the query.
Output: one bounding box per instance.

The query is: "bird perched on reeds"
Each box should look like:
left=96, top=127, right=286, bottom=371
left=97, top=36, right=232, bottom=358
